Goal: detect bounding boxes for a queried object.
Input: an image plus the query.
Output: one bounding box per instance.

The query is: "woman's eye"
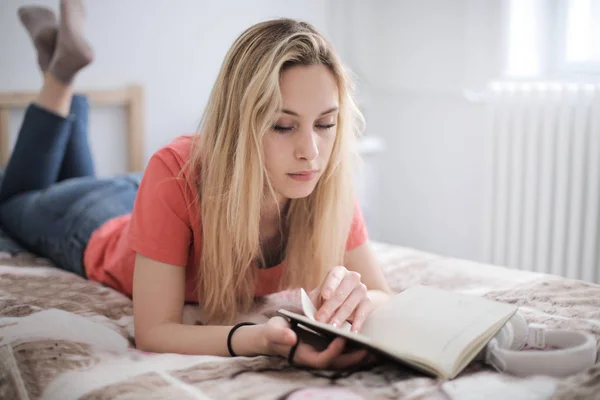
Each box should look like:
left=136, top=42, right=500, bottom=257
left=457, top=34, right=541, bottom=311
left=271, top=123, right=336, bottom=132
left=272, top=125, right=294, bottom=132
left=316, top=123, right=336, bottom=130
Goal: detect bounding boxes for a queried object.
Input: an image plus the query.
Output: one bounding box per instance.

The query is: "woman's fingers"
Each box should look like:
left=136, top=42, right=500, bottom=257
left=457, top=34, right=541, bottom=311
left=295, top=337, right=345, bottom=369
left=319, top=266, right=347, bottom=300
left=349, top=296, right=373, bottom=333
left=328, top=283, right=368, bottom=328
left=264, top=316, right=297, bottom=347
left=272, top=338, right=337, bottom=367
left=304, top=338, right=368, bottom=369
left=331, top=348, right=369, bottom=369
left=269, top=330, right=371, bottom=370
left=312, top=337, right=347, bottom=368
left=317, top=270, right=362, bottom=324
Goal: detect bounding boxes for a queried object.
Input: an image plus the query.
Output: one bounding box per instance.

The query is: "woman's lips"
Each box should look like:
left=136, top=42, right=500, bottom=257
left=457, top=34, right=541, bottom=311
left=287, top=170, right=319, bottom=181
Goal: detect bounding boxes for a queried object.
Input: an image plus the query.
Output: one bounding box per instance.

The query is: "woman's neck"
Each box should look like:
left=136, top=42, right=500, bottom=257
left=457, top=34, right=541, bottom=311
left=260, top=194, right=289, bottom=238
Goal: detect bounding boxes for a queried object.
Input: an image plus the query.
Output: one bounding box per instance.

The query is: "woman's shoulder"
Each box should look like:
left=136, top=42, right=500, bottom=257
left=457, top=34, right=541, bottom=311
left=142, top=135, right=199, bottom=204
left=152, top=134, right=197, bottom=166
left=141, top=134, right=202, bottom=188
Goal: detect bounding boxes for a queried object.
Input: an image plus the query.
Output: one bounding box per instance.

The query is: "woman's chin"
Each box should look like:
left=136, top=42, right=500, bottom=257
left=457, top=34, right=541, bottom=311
left=279, top=184, right=317, bottom=199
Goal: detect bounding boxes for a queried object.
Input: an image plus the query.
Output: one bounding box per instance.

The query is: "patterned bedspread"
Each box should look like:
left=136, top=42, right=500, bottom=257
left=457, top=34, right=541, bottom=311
left=0, top=243, right=598, bottom=400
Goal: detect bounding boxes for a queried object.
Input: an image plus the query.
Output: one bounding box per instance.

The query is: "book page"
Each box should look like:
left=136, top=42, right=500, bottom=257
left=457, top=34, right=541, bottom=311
left=359, top=285, right=517, bottom=377
left=300, top=289, right=352, bottom=332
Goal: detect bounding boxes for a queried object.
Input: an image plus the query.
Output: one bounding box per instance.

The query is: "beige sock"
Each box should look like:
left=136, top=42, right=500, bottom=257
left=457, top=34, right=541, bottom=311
left=48, top=0, right=95, bottom=84
left=18, top=6, right=58, bottom=72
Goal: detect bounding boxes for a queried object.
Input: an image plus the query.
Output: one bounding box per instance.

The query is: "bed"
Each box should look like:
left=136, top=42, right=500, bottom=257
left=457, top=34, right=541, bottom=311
left=0, top=90, right=598, bottom=400
left=0, top=241, right=598, bottom=400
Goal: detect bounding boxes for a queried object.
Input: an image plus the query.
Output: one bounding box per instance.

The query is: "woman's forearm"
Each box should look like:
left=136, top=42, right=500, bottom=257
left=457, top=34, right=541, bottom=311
left=136, top=292, right=392, bottom=355
left=136, top=322, right=267, bottom=356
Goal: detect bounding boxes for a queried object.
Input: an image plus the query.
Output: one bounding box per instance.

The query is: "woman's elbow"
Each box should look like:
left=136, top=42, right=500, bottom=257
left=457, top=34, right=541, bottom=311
left=133, top=325, right=159, bottom=352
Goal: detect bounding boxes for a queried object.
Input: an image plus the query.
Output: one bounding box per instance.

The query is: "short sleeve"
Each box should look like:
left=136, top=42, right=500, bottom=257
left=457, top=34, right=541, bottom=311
left=128, top=149, right=193, bottom=266
left=345, top=198, right=369, bottom=251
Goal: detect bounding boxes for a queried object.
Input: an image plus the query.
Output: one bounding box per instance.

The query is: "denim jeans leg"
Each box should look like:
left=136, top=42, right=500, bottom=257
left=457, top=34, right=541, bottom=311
left=0, top=176, right=138, bottom=277
left=0, top=104, right=73, bottom=203
left=58, top=95, right=96, bottom=181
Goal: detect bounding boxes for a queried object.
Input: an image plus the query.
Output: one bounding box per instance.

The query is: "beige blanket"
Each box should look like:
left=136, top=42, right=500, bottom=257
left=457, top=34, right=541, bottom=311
left=0, top=243, right=598, bottom=400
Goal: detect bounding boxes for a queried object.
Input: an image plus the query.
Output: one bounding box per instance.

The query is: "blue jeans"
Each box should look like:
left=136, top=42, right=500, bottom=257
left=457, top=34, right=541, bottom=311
left=0, top=96, right=141, bottom=277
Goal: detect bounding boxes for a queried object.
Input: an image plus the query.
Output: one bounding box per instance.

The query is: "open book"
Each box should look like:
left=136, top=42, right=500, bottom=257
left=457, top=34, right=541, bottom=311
left=277, top=285, right=518, bottom=380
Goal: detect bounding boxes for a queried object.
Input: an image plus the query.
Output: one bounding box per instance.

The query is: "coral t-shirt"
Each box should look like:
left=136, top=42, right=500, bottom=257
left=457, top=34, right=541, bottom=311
left=83, top=135, right=369, bottom=302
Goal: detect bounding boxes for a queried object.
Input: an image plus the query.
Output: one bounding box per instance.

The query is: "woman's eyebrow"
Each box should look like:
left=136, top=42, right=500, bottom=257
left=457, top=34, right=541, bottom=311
left=281, top=106, right=339, bottom=117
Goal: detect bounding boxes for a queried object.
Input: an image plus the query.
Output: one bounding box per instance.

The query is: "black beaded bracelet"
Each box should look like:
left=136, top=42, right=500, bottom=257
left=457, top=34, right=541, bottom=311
left=227, top=322, right=257, bottom=357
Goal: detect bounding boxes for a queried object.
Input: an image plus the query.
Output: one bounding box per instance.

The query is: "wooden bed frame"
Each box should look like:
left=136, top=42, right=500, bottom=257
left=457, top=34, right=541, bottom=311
left=0, top=85, right=145, bottom=172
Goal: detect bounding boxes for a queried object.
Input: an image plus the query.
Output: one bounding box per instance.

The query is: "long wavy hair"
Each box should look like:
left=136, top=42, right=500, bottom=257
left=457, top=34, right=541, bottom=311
left=188, top=18, right=364, bottom=323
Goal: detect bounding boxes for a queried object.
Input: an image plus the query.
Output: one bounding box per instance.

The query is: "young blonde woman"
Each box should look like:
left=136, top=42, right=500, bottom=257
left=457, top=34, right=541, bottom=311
left=1, top=0, right=392, bottom=369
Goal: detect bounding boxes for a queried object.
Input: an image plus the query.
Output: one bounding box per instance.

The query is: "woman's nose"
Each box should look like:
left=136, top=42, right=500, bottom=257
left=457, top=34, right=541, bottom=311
left=294, top=129, right=319, bottom=161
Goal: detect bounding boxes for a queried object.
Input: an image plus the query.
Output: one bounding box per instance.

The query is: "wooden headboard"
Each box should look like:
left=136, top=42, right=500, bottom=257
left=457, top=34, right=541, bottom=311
left=0, top=85, right=145, bottom=172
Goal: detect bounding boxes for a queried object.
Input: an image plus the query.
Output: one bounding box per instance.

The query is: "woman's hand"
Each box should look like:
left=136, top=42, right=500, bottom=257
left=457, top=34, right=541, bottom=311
left=309, top=266, right=375, bottom=332
left=260, top=316, right=368, bottom=369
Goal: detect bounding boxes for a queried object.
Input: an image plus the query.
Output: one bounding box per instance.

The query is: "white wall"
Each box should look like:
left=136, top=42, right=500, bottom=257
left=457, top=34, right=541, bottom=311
left=0, top=0, right=332, bottom=176
left=1, top=0, right=508, bottom=264
left=329, top=0, right=505, bottom=262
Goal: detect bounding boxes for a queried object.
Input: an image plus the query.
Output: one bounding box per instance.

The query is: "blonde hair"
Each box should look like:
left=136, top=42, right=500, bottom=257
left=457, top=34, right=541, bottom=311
left=188, top=18, right=363, bottom=323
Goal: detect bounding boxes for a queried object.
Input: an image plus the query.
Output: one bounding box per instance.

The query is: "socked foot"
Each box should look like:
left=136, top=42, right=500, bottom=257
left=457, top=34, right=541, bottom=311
left=47, top=0, right=94, bottom=84
left=18, top=6, right=58, bottom=72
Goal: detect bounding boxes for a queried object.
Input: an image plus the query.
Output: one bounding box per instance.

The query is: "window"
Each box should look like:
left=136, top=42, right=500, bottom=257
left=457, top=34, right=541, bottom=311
left=564, top=0, right=600, bottom=66
left=505, top=0, right=600, bottom=78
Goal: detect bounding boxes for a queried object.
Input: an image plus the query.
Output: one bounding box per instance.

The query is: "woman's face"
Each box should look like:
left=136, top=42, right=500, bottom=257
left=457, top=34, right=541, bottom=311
left=263, top=64, right=339, bottom=201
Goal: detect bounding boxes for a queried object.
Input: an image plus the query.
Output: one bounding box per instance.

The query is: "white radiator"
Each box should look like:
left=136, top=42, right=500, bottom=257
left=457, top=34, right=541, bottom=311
left=484, top=82, right=600, bottom=284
